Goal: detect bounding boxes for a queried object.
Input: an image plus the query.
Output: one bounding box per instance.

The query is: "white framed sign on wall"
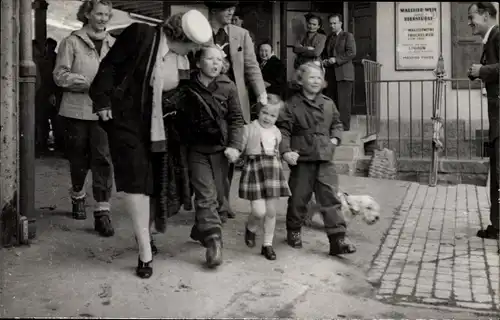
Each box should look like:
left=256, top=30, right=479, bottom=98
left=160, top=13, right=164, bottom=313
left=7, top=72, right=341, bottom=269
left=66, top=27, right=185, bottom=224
left=394, top=2, right=442, bottom=71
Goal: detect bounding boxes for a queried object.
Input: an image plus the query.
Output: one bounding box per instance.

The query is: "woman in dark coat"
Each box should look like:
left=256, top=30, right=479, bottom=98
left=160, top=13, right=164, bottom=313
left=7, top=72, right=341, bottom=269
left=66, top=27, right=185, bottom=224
left=257, top=41, right=286, bottom=99
left=89, top=10, right=211, bottom=279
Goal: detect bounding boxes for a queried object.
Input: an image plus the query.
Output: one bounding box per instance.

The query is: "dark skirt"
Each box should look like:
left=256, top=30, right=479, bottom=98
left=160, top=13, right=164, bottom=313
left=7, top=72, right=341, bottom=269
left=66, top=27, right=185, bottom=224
left=105, top=117, right=155, bottom=195
left=239, top=155, right=291, bottom=201
left=105, top=117, right=192, bottom=233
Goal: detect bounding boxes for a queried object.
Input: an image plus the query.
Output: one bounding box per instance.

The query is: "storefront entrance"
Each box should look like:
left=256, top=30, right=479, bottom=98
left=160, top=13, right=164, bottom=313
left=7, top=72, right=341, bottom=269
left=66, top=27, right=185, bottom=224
left=281, top=1, right=377, bottom=116
left=348, top=2, right=377, bottom=115
left=281, top=1, right=344, bottom=80
left=236, top=1, right=274, bottom=48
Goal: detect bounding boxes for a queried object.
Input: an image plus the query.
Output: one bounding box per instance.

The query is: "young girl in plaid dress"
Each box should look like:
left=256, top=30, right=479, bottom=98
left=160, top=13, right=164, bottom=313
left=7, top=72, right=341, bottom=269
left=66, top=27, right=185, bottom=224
left=239, top=95, right=292, bottom=260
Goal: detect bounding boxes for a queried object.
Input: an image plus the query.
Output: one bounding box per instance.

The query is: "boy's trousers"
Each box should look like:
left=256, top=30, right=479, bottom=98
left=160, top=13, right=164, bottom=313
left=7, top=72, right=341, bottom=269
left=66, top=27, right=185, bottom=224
left=189, top=149, right=228, bottom=240
left=287, top=161, right=346, bottom=235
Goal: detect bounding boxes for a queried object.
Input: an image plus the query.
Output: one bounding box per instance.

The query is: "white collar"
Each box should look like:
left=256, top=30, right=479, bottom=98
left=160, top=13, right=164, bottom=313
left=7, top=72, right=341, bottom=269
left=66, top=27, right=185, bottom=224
left=483, top=25, right=495, bottom=44
left=336, top=29, right=342, bottom=36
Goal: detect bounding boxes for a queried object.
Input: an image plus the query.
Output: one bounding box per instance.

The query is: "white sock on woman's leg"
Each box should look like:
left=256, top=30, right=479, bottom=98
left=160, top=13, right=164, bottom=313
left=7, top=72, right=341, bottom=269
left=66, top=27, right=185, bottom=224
left=123, top=193, right=152, bottom=262
left=263, top=199, right=277, bottom=246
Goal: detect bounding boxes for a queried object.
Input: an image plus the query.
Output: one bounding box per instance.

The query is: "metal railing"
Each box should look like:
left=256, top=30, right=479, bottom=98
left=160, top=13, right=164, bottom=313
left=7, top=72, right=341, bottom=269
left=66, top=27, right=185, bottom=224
left=361, top=59, right=382, bottom=140
left=364, top=77, right=487, bottom=160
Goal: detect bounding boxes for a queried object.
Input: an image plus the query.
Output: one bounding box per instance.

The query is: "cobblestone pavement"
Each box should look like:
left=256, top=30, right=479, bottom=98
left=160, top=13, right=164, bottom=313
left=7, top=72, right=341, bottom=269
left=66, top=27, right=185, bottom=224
left=367, top=183, right=500, bottom=312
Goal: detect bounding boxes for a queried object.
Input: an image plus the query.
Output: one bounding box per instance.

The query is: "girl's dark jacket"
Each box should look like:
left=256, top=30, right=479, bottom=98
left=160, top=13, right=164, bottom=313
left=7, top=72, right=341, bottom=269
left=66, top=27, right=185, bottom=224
left=89, top=22, right=192, bottom=233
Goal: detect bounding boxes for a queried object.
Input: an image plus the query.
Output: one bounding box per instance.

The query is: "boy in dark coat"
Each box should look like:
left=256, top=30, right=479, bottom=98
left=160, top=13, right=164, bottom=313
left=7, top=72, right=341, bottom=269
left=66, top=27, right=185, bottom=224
left=276, top=61, right=356, bottom=255
left=177, top=45, right=244, bottom=268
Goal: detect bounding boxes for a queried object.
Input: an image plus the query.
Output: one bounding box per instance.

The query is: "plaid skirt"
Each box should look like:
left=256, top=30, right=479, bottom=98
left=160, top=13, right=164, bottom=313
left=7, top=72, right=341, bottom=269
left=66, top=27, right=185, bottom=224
left=239, top=155, right=291, bottom=200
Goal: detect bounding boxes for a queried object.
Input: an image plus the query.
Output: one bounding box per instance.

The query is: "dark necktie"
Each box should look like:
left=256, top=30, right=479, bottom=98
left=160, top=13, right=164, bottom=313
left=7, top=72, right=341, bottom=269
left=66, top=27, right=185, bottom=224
left=214, top=28, right=226, bottom=46
left=329, top=34, right=337, bottom=57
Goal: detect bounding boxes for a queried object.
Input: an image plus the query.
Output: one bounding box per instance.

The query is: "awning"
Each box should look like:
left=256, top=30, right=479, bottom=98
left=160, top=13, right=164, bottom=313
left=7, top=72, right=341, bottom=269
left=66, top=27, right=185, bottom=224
left=110, top=0, right=166, bottom=21
left=44, top=0, right=161, bottom=44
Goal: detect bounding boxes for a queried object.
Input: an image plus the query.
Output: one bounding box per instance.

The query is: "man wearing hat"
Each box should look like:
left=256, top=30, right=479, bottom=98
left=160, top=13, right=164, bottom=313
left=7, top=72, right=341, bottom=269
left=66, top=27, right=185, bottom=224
left=204, top=1, right=266, bottom=120
left=204, top=0, right=267, bottom=222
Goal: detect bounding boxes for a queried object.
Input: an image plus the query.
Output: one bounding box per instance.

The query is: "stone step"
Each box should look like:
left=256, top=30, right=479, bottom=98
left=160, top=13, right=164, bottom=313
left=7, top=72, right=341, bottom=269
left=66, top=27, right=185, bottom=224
left=334, top=145, right=364, bottom=161
left=334, top=160, right=357, bottom=176
left=341, top=131, right=362, bottom=146
left=282, top=160, right=358, bottom=176
left=350, top=115, right=368, bottom=137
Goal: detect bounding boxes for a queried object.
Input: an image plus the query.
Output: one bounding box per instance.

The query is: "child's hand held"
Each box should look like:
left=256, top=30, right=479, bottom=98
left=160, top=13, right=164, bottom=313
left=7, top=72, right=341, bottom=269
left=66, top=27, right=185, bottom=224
left=283, top=151, right=299, bottom=166
left=224, top=147, right=240, bottom=163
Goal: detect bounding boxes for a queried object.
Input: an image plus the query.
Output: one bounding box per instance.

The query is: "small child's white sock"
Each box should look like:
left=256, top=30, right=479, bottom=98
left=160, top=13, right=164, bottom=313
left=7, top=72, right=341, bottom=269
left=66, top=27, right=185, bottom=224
left=246, top=214, right=260, bottom=233
left=262, top=211, right=277, bottom=246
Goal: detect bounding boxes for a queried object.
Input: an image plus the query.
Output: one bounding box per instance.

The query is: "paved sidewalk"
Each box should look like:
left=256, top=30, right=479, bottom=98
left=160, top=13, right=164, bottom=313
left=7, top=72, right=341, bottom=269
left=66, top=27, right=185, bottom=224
left=368, top=183, right=500, bottom=312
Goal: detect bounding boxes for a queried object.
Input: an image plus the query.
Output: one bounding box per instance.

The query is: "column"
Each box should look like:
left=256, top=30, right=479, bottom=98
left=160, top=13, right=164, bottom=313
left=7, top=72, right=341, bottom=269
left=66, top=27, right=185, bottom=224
left=19, top=0, right=37, bottom=243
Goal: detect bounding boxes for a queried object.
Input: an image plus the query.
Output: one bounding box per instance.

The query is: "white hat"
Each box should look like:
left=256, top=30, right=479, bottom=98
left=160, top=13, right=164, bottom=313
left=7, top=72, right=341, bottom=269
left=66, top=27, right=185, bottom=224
left=181, top=10, right=212, bottom=44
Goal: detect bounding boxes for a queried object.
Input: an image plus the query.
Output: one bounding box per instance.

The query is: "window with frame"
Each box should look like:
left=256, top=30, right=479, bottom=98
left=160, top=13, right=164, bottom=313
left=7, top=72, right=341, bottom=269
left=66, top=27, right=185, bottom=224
left=451, top=2, right=483, bottom=89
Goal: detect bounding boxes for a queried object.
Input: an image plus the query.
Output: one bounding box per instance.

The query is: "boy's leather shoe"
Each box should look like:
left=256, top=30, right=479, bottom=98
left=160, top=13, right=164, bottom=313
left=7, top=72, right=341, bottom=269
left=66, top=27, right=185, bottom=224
left=205, top=238, right=223, bottom=268
left=328, top=234, right=356, bottom=255
left=287, top=230, right=302, bottom=248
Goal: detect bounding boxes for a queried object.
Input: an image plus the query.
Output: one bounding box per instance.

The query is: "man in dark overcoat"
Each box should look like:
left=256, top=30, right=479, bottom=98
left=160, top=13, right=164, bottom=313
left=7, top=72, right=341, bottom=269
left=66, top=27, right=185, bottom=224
left=468, top=2, right=500, bottom=241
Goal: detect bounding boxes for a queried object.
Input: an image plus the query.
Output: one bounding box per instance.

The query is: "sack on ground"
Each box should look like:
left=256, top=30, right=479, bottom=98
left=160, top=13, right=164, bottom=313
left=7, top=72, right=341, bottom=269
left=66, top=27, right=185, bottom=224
left=368, top=148, right=397, bottom=180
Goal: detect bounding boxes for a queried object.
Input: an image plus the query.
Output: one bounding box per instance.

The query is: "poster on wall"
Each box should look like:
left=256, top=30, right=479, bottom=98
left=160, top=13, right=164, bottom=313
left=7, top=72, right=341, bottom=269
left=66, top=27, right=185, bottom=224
left=395, top=2, right=441, bottom=71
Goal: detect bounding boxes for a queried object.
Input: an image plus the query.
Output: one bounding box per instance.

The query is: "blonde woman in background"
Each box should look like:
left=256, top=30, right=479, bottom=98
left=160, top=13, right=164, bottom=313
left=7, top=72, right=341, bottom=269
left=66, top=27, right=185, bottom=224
left=53, top=0, right=115, bottom=237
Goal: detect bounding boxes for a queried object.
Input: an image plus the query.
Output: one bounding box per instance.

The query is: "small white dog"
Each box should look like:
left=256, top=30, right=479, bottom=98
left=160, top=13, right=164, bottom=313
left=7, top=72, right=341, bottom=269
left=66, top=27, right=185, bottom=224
left=305, top=192, right=381, bottom=227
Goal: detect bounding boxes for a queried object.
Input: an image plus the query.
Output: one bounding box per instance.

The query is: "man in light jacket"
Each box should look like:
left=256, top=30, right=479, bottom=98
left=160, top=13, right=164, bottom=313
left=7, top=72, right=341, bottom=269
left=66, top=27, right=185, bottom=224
left=190, top=0, right=267, bottom=242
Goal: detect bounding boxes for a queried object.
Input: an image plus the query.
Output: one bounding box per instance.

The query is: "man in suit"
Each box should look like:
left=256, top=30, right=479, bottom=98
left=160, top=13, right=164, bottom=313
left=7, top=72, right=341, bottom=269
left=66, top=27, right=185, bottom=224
left=468, top=2, right=500, bottom=241
left=322, top=13, right=356, bottom=131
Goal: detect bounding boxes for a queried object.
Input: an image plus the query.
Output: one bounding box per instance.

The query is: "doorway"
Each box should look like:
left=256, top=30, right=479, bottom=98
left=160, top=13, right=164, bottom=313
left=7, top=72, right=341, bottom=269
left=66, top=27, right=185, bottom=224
left=236, top=1, right=274, bottom=48
left=280, top=2, right=377, bottom=116
left=281, top=1, right=344, bottom=80
left=348, top=2, right=377, bottom=115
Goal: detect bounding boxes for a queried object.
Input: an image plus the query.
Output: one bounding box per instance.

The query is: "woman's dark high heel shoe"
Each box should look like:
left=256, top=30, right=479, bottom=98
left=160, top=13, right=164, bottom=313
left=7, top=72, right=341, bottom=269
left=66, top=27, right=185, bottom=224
left=136, top=257, right=153, bottom=279
left=261, top=246, right=277, bottom=260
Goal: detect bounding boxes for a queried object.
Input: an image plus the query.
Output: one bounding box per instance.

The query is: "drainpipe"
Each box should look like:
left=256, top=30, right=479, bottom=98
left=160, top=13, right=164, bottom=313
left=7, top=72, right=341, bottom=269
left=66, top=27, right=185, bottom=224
left=18, top=0, right=37, bottom=243
left=33, top=0, right=48, bottom=50
left=162, top=1, right=170, bottom=19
